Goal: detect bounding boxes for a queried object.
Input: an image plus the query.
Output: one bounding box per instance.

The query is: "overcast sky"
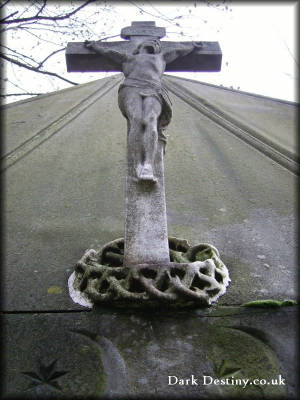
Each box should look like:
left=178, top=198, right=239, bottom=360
left=3, top=1, right=298, bottom=104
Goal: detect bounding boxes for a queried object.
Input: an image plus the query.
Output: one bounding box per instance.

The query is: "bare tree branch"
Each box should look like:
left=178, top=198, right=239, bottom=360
left=37, top=48, right=65, bottom=68
left=1, top=92, right=43, bottom=97
left=148, top=1, right=185, bottom=22
left=35, top=0, right=47, bottom=17
left=20, top=26, right=62, bottom=45
left=0, top=0, right=96, bottom=25
left=17, top=1, right=37, bottom=18
left=126, top=1, right=171, bottom=24
left=0, top=19, right=38, bottom=32
left=14, top=25, right=74, bottom=34
left=0, top=10, right=18, bottom=22
left=98, top=33, right=120, bottom=41
left=126, top=0, right=184, bottom=27
left=26, top=20, right=83, bottom=29
left=1, top=18, right=76, bottom=33
left=282, top=38, right=299, bottom=68
left=0, top=53, right=78, bottom=85
left=4, top=76, right=36, bottom=94
left=0, top=1, right=11, bottom=10
left=0, top=75, right=44, bottom=99
left=1, top=44, right=39, bottom=66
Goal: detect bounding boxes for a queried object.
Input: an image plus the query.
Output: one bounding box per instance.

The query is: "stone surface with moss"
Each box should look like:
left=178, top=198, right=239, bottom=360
left=2, top=73, right=298, bottom=398
left=71, top=236, right=230, bottom=307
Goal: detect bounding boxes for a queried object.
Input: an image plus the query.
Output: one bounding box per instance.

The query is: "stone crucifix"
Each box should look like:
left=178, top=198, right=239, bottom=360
left=67, top=22, right=230, bottom=307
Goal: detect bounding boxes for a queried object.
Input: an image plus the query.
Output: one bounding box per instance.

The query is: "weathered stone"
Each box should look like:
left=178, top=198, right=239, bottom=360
left=124, top=144, right=170, bottom=264
left=121, top=20, right=166, bottom=41
left=70, top=237, right=230, bottom=307
left=2, top=75, right=297, bottom=311
left=3, top=307, right=297, bottom=398
left=2, top=76, right=121, bottom=160
left=68, top=21, right=228, bottom=308
left=66, top=21, right=222, bottom=72
left=3, top=314, right=107, bottom=398
left=2, top=72, right=298, bottom=399
left=164, top=75, right=298, bottom=173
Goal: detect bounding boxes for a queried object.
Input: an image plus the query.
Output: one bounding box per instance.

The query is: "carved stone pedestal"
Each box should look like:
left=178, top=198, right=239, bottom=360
left=70, top=237, right=230, bottom=308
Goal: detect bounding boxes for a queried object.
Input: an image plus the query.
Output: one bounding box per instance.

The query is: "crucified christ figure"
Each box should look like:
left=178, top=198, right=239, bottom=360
left=85, top=39, right=201, bottom=183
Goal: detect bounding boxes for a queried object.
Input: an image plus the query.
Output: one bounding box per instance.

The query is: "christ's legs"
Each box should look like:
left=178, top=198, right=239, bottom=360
left=118, top=87, right=162, bottom=183
left=119, top=87, right=144, bottom=173
left=139, top=96, right=162, bottom=182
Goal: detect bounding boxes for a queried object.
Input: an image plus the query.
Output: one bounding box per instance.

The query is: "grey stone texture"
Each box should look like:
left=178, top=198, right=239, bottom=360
left=72, top=238, right=230, bottom=306
left=3, top=75, right=297, bottom=311
left=77, top=32, right=229, bottom=308
left=81, top=31, right=210, bottom=270
left=2, top=74, right=298, bottom=398
left=3, top=307, right=297, bottom=398
left=124, top=141, right=170, bottom=264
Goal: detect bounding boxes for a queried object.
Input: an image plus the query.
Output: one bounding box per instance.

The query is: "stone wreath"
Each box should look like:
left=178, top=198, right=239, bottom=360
left=72, top=237, right=230, bottom=308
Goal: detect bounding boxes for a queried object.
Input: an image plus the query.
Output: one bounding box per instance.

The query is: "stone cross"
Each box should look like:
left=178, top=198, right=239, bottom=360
left=66, top=21, right=222, bottom=73
left=66, top=21, right=222, bottom=267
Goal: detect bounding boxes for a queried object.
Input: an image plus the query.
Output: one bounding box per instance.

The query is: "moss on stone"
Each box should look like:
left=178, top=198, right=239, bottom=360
left=206, top=325, right=285, bottom=398
left=75, top=338, right=106, bottom=396
left=242, top=299, right=297, bottom=308
left=73, top=237, right=230, bottom=307
left=47, top=286, right=62, bottom=295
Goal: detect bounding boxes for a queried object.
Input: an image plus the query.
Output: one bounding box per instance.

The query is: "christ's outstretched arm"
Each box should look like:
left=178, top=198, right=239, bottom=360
left=163, top=42, right=203, bottom=64
left=84, top=40, right=128, bottom=64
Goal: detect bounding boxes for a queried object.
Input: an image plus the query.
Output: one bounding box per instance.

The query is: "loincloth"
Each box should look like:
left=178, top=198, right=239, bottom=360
left=118, top=77, right=172, bottom=143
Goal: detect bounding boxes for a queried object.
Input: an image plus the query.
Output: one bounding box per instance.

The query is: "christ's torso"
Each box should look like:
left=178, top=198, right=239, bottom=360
left=122, top=53, right=166, bottom=83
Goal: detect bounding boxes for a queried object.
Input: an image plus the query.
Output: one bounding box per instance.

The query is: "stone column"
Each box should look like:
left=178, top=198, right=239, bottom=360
left=123, top=136, right=170, bottom=265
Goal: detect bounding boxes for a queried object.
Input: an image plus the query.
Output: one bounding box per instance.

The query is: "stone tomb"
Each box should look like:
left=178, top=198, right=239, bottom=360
left=2, top=70, right=298, bottom=397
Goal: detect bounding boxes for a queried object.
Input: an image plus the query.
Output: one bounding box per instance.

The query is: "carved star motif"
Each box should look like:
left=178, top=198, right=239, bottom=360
left=22, top=359, right=68, bottom=391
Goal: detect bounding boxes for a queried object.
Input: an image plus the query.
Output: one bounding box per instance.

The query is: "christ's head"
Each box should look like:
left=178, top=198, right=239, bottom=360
left=133, top=39, right=162, bottom=55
